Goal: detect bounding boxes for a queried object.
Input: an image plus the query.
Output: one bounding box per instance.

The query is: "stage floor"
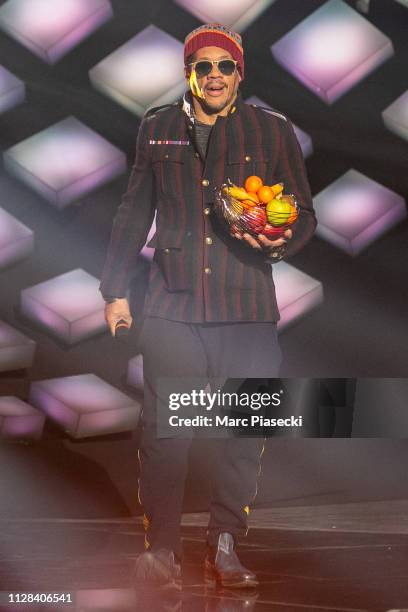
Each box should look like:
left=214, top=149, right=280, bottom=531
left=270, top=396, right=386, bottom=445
left=1, top=500, right=408, bottom=611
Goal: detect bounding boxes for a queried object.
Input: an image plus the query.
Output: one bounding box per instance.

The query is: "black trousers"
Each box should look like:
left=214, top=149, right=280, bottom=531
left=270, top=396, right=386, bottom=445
left=137, top=316, right=282, bottom=560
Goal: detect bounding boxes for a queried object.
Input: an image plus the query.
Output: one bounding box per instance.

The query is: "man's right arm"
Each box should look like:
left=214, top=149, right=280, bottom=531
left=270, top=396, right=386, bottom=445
left=99, top=117, right=155, bottom=300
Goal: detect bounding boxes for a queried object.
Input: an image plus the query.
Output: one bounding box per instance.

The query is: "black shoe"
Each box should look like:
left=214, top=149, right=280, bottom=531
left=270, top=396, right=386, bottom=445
left=133, top=548, right=182, bottom=589
left=205, top=533, right=259, bottom=589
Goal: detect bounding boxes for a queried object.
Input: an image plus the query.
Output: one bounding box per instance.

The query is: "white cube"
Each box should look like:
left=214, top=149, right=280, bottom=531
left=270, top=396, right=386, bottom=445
left=0, top=64, right=25, bottom=115
left=20, top=268, right=107, bottom=344
left=174, top=0, right=277, bottom=33
left=30, top=373, right=141, bottom=438
left=0, top=0, right=113, bottom=64
left=0, top=396, right=45, bottom=440
left=382, top=90, right=408, bottom=143
left=274, top=262, right=323, bottom=331
left=313, top=169, right=407, bottom=256
left=0, top=207, right=33, bottom=270
left=3, top=116, right=126, bottom=208
left=0, top=320, right=36, bottom=372
left=89, top=25, right=186, bottom=117
left=271, top=0, right=394, bottom=104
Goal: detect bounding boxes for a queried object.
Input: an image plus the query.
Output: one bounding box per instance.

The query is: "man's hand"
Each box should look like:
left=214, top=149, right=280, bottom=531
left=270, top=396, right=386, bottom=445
left=104, top=298, right=133, bottom=337
left=233, top=228, right=293, bottom=253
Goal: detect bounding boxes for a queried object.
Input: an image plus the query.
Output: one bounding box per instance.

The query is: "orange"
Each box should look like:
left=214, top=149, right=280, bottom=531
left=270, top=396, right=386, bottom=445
left=257, top=185, right=274, bottom=204
left=244, top=175, right=263, bottom=193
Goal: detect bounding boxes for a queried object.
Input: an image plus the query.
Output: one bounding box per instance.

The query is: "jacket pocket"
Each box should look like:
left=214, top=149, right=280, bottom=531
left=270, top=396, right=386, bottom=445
left=227, top=145, right=273, bottom=184
left=147, top=230, right=191, bottom=293
left=151, top=147, right=185, bottom=197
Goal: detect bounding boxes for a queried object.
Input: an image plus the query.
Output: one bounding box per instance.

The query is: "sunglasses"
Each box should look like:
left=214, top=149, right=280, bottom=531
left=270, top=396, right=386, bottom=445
left=188, top=59, right=238, bottom=78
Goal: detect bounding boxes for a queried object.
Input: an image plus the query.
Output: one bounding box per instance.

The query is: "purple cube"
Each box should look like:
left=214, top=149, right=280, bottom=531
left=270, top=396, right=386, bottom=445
left=274, top=262, right=323, bottom=331
left=0, top=396, right=45, bottom=440
left=271, top=0, right=394, bottom=104
left=0, top=320, right=36, bottom=372
left=3, top=116, right=126, bottom=208
left=29, top=373, right=141, bottom=438
left=313, top=169, right=407, bottom=256
left=0, top=206, right=34, bottom=270
left=382, top=90, right=408, bottom=143
left=173, top=0, right=277, bottom=32
left=20, top=268, right=107, bottom=344
left=127, top=354, right=143, bottom=391
left=245, top=95, right=313, bottom=158
left=0, top=65, right=25, bottom=115
left=0, top=0, right=113, bottom=64
left=89, top=25, right=186, bottom=117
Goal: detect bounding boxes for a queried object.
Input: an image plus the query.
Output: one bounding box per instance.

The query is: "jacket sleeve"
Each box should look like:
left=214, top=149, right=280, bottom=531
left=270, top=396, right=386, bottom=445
left=274, top=117, right=317, bottom=259
left=99, top=117, right=155, bottom=298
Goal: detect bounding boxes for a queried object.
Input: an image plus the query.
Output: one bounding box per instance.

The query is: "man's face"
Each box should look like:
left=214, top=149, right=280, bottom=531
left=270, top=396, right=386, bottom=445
left=186, top=46, right=241, bottom=113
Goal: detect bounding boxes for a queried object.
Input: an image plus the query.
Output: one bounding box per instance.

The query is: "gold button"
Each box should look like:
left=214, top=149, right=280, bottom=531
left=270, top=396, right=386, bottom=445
left=202, top=179, right=209, bottom=187
left=245, top=155, right=251, bottom=162
left=205, top=237, right=213, bottom=245
left=204, top=267, right=212, bottom=275
left=272, top=252, right=279, bottom=258
left=164, top=248, right=170, bottom=253
left=164, top=153, right=169, bottom=159
left=204, top=207, right=211, bottom=215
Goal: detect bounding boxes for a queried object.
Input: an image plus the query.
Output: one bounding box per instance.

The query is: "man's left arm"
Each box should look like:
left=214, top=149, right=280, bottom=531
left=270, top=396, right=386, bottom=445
left=272, top=117, right=317, bottom=259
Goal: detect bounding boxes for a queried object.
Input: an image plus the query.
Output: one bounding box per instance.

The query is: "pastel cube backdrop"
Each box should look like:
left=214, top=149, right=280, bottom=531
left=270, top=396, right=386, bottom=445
left=0, top=0, right=113, bottom=64
left=0, top=207, right=34, bottom=270
left=0, top=320, right=36, bottom=372
left=0, top=396, right=45, bottom=440
left=382, top=90, right=408, bottom=142
left=29, top=373, right=141, bottom=438
left=271, top=0, right=394, bottom=104
left=127, top=354, right=144, bottom=391
left=89, top=25, right=186, bottom=117
left=173, top=0, right=276, bottom=32
left=20, top=269, right=107, bottom=344
left=3, top=117, right=126, bottom=208
left=245, top=96, right=313, bottom=158
left=313, top=169, right=407, bottom=256
left=0, top=65, right=25, bottom=115
left=274, top=262, right=323, bottom=331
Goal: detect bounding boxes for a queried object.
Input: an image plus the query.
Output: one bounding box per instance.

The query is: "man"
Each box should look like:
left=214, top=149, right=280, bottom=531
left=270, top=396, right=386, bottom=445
left=100, top=24, right=316, bottom=589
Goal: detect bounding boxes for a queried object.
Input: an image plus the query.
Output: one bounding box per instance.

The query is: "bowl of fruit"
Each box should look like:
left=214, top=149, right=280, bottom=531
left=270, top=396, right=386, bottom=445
left=214, top=175, right=299, bottom=241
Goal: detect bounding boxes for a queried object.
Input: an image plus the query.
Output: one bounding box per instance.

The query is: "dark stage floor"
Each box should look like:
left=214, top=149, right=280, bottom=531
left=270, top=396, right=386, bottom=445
left=1, top=502, right=408, bottom=612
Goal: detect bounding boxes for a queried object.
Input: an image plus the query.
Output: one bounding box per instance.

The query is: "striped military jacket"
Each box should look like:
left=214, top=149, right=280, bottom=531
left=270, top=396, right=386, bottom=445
left=99, top=91, right=317, bottom=322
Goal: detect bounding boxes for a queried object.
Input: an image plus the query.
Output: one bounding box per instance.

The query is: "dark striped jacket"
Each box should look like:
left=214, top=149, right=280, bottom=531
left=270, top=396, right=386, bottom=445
left=99, top=91, right=316, bottom=322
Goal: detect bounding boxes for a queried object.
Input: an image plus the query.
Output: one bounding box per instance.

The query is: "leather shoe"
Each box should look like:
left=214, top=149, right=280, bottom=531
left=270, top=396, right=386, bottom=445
left=133, top=548, right=181, bottom=589
left=205, top=533, right=259, bottom=588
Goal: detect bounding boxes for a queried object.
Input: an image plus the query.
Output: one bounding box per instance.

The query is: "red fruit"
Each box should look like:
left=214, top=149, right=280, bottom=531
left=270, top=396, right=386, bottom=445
left=241, top=206, right=266, bottom=234
left=262, top=224, right=285, bottom=240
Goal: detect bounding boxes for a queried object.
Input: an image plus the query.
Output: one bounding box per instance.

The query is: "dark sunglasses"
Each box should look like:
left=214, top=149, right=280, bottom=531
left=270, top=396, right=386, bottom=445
left=189, top=59, right=238, bottom=78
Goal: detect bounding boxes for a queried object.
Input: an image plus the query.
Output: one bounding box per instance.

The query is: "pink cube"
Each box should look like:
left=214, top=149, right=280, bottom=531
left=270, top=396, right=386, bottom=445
left=0, top=396, right=45, bottom=440
left=0, top=320, right=36, bottom=372
left=20, top=268, right=107, bottom=344
left=0, top=206, right=34, bottom=270
left=274, top=262, right=323, bottom=331
left=0, top=0, right=113, bottom=64
left=30, top=373, right=141, bottom=439
left=4, top=117, right=126, bottom=208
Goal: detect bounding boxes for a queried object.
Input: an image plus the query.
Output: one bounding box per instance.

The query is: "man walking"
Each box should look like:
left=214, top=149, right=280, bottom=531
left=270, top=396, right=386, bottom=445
left=100, top=23, right=316, bottom=589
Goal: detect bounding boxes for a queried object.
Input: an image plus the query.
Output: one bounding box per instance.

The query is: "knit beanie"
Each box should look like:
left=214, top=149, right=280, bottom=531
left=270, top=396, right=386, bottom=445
left=184, top=24, right=244, bottom=80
